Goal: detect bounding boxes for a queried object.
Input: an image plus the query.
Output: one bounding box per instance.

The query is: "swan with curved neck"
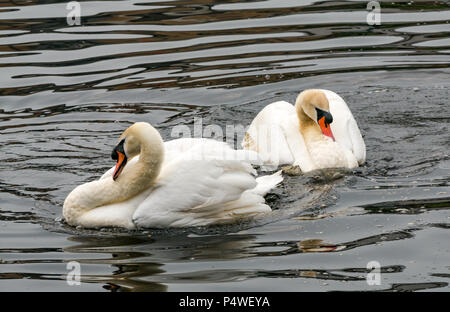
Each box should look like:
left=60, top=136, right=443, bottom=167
left=296, top=89, right=335, bottom=143
left=242, top=89, right=365, bottom=172
left=63, top=122, right=283, bottom=229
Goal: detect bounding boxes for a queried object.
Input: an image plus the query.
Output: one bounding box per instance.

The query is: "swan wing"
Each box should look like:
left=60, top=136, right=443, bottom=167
left=163, top=138, right=233, bottom=163
left=242, top=101, right=315, bottom=171
left=242, top=101, right=297, bottom=167
left=321, top=89, right=366, bottom=164
left=132, top=143, right=274, bottom=228
left=281, top=112, right=316, bottom=172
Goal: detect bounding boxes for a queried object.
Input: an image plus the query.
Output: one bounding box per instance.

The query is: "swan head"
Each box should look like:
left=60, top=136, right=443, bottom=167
left=111, top=122, right=163, bottom=181
left=111, top=138, right=128, bottom=181
left=295, top=89, right=335, bottom=141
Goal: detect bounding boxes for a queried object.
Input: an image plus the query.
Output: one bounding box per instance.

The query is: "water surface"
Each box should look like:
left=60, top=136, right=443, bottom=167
left=0, top=0, right=449, bottom=292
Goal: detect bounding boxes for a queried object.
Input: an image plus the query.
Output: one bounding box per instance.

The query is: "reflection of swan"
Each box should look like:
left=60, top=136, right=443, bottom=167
left=63, top=122, right=283, bottom=229
left=62, top=233, right=261, bottom=291
left=242, top=89, right=366, bottom=172
left=64, top=235, right=167, bottom=292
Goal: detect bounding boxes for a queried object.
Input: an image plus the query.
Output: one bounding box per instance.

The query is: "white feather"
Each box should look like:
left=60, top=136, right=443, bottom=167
left=67, top=136, right=282, bottom=229
left=242, top=89, right=365, bottom=171
left=132, top=140, right=280, bottom=228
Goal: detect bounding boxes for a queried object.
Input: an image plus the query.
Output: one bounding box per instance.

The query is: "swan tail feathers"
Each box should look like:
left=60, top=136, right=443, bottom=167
left=253, top=170, right=283, bottom=196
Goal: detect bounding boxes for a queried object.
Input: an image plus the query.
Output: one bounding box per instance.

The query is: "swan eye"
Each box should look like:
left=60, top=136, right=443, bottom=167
left=316, top=107, right=335, bottom=141
left=111, top=139, right=125, bottom=160
left=315, top=107, right=333, bottom=126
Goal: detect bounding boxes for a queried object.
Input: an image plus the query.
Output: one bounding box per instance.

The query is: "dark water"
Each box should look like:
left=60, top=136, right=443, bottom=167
left=0, top=0, right=449, bottom=292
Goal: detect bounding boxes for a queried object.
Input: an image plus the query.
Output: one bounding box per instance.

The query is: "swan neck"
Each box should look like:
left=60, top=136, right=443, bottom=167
left=116, top=128, right=164, bottom=199
left=296, top=100, right=323, bottom=142
left=63, top=125, right=164, bottom=223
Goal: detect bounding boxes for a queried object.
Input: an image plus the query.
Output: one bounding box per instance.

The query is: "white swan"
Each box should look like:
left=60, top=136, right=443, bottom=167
left=63, top=122, right=283, bottom=229
left=242, top=89, right=366, bottom=172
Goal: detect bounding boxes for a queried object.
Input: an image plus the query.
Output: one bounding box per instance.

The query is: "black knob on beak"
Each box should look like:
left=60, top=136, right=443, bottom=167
left=112, top=139, right=125, bottom=160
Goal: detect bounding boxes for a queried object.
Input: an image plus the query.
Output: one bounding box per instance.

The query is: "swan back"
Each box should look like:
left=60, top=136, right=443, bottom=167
left=132, top=141, right=278, bottom=228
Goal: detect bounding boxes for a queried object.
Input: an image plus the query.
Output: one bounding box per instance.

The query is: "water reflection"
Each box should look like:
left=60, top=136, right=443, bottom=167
left=1, top=1, right=449, bottom=94
left=51, top=225, right=439, bottom=291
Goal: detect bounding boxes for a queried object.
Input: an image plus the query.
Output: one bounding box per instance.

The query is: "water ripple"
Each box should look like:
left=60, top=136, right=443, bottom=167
left=0, top=0, right=449, bottom=292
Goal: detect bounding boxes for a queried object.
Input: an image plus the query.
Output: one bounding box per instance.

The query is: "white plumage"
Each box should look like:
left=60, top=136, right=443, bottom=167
left=63, top=124, right=282, bottom=229
left=242, top=89, right=366, bottom=172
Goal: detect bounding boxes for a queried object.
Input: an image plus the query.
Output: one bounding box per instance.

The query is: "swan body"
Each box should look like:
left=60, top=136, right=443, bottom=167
left=242, top=89, right=366, bottom=172
left=63, top=123, right=283, bottom=229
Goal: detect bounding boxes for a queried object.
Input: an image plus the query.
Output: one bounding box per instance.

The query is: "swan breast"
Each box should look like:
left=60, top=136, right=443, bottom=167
left=306, top=138, right=358, bottom=170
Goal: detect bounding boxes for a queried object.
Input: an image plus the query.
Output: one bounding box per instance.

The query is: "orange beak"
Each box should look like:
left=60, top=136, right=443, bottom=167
left=318, top=116, right=335, bottom=141
left=113, top=151, right=127, bottom=181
